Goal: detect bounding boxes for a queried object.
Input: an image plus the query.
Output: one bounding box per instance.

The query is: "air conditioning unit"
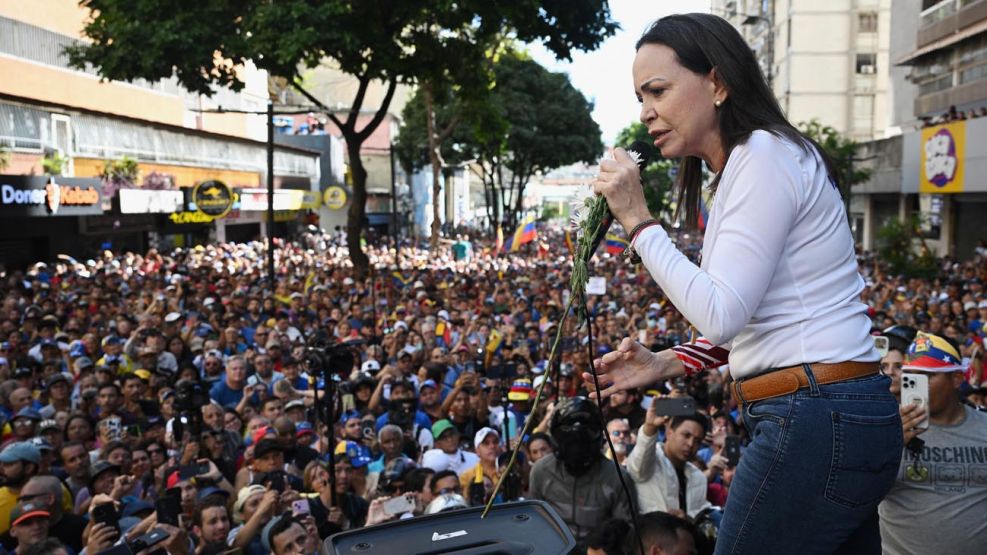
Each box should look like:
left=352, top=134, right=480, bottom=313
left=860, top=65, right=876, bottom=74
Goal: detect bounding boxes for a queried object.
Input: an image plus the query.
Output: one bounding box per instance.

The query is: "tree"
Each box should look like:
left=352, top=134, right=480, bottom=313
left=614, top=122, right=675, bottom=223
left=876, top=215, right=938, bottom=279
left=66, top=0, right=616, bottom=275
left=398, top=52, right=604, bottom=231
left=799, top=119, right=872, bottom=209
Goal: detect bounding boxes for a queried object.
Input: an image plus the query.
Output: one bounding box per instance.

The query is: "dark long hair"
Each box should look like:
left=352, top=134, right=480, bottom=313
left=636, top=13, right=840, bottom=228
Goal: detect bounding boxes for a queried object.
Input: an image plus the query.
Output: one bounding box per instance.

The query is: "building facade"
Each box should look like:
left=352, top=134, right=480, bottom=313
left=0, top=1, right=321, bottom=268
left=714, top=0, right=892, bottom=140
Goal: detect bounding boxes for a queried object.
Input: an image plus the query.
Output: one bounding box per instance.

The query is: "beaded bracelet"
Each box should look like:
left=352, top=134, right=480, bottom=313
left=624, top=219, right=660, bottom=264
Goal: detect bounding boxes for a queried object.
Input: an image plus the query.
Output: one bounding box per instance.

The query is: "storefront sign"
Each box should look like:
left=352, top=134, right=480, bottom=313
left=192, top=180, right=234, bottom=217
left=169, top=211, right=215, bottom=224
left=118, top=189, right=184, bottom=214
left=239, top=188, right=311, bottom=211
left=920, top=121, right=965, bottom=193
left=324, top=186, right=347, bottom=210
left=0, top=176, right=103, bottom=216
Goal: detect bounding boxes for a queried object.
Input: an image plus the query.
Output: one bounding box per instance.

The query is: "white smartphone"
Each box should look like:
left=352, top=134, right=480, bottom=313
left=291, top=499, right=310, bottom=516
left=382, top=494, right=415, bottom=516
left=874, top=336, right=890, bottom=358
left=900, top=373, right=930, bottom=431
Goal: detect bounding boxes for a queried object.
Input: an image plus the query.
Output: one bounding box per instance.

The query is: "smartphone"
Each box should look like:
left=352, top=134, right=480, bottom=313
left=724, top=435, right=742, bottom=467
left=126, top=424, right=141, bottom=438
left=92, top=502, right=120, bottom=539
left=383, top=494, right=415, bottom=516
left=291, top=499, right=310, bottom=516
left=266, top=471, right=285, bottom=492
left=874, top=336, right=890, bottom=358
left=131, top=528, right=170, bottom=551
left=650, top=397, right=696, bottom=417
left=179, top=462, right=210, bottom=481
left=155, top=495, right=182, bottom=527
left=900, top=373, right=930, bottom=431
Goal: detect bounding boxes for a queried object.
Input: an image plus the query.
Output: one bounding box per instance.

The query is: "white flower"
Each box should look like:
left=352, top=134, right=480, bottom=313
left=567, top=185, right=597, bottom=235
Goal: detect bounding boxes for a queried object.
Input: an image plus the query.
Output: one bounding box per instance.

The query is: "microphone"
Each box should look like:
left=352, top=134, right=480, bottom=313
left=586, top=140, right=654, bottom=260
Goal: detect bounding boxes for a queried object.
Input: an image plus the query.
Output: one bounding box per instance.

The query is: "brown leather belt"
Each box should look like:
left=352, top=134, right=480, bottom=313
left=730, top=361, right=879, bottom=404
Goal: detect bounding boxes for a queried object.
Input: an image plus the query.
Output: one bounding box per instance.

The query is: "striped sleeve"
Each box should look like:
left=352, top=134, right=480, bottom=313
left=671, top=338, right=730, bottom=376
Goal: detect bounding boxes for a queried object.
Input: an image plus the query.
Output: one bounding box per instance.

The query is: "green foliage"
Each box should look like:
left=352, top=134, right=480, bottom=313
left=614, top=121, right=675, bottom=222
left=540, top=203, right=560, bottom=221
left=798, top=119, right=871, bottom=187
left=101, top=156, right=139, bottom=184
left=876, top=215, right=939, bottom=279
left=41, top=151, right=67, bottom=176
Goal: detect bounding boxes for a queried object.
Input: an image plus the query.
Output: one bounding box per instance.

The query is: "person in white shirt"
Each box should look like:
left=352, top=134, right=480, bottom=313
left=589, top=13, right=900, bottom=554
left=626, top=405, right=711, bottom=519
left=421, top=419, right=478, bottom=476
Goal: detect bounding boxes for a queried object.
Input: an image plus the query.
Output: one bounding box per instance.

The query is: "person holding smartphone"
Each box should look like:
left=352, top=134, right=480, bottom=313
left=879, top=332, right=987, bottom=555
left=626, top=399, right=712, bottom=519
left=589, top=14, right=898, bottom=553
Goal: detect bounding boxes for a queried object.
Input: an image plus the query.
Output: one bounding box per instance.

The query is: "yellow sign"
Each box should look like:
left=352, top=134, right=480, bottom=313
left=169, top=211, right=215, bottom=224
left=301, top=191, right=322, bottom=209
left=920, top=121, right=965, bottom=193
left=192, top=180, right=234, bottom=217
left=324, top=186, right=348, bottom=210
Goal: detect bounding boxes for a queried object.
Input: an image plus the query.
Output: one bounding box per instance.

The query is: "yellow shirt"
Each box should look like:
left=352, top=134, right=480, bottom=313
left=0, top=486, right=18, bottom=535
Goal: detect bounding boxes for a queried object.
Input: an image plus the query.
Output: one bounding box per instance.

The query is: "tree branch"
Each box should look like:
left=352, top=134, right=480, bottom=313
left=356, top=78, right=398, bottom=143
left=436, top=114, right=462, bottom=143
left=291, top=80, right=347, bottom=132
left=348, top=74, right=371, bottom=129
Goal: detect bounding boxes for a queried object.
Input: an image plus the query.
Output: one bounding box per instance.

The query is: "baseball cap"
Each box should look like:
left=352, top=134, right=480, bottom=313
left=474, top=427, right=500, bottom=449
left=360, top=360, right=381, bottom=373
left=164, top=312, right=183, bottom=324
left=13, top=367, right=33, bottom=379
left=198, top=486, right=230, bottom=500
left=904, top=332, right=965, bottom=372
left=45, top=373, right=70, bottom=390
left=261, top=514, right=287, bottom=553
left=234, top=485, right=266, bottom=515
left=420, top=379, right=438, bottom=391
left=254, top=438, right=286, bottom=458
left=90, top=461, right=122, bottom=488
left=431, top=419, right=457, bottom=440
left=285, top=399, right=305, bottom=411
left=296, top=422, right=315, bottom=437
left=29, top=438, right=52, bottom=453
left=12, top=407, right=41, bottom=422
left=508, top=379, right=533, bottom=401
left=334, top=440, right=372, bottom=468
left=10, top=502, right=49, bottom=527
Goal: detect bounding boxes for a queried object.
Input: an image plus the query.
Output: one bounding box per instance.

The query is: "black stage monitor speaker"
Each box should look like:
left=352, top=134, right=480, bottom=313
left=322, top=500, right=576, bottom=555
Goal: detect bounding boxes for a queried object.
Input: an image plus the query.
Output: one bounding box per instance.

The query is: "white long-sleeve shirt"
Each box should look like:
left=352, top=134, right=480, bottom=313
left=634, top=130, right=878, bottom=380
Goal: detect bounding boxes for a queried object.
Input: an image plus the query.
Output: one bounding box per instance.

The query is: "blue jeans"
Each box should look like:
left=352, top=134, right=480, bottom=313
left=715, top=368, right=902, bottom=554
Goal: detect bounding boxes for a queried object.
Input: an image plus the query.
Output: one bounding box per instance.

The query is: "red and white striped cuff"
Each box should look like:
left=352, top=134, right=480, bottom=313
left=671, top=338, right=730, bottom=377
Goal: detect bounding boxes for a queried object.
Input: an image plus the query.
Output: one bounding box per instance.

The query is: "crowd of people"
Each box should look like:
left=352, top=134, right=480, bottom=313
left=0, top=224, right=983, bottom=555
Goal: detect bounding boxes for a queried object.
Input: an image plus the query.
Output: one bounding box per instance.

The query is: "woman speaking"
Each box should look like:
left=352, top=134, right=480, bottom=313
left=589, top=13, right=901, bottom=555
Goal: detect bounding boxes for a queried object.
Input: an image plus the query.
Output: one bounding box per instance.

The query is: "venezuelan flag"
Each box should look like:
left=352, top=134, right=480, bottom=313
left=485, top=328, right=503, bottom=367
left=303, top=271, right=316, bottom=294
left=605, top=234, right=629, bottom=255
left=435, top=320, right=452, bottom=348
left=504, top=215, right=537, bottom=252
left=392, top=271, right=413, bottom=288
left=564, top=229, right=575, bottom=256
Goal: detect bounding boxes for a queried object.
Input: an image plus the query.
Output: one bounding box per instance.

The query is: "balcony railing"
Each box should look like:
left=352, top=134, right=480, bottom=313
left=921, top=0, right=957, bottom=27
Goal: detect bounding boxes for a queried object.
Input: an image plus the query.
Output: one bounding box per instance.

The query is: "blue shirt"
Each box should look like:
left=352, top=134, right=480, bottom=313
left=376, top=410, right=432, bottom=432
left=209, top=379, right=244, bottom=408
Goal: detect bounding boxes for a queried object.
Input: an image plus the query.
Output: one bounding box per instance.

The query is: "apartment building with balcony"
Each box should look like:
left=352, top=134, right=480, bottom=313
left=714, top=0, right=892, bottom=141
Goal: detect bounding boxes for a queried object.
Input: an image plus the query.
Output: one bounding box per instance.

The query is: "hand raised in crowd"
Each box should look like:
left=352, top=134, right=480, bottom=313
left=109, top=474, right=135, bottom=500
left=642, top=399, right=668, bottom=437
left=86, top=522, right=120, bottom=554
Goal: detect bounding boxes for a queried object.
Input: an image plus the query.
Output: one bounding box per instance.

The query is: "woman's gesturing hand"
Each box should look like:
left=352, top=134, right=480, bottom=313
left=582, top=337, right=685, bottom=402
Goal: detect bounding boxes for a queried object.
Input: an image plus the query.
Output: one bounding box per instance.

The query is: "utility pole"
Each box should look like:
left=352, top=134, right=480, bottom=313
left=267, top=101, right=276, bottom=286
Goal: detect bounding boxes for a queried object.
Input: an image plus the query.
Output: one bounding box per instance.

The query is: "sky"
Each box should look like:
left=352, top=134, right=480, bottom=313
left=529, top=0, right=711, bottom=145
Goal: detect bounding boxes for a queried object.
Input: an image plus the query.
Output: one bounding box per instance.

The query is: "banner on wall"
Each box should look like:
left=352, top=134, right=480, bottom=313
left=920, top=121, right=965, bottom=194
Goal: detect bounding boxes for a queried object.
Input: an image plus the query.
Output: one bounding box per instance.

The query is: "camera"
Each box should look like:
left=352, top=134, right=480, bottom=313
left=173, top=380, right=207, bottom=441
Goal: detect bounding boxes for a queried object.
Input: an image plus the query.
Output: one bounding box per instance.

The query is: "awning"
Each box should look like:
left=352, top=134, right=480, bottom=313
left=896, top=18, right=987, bottom=65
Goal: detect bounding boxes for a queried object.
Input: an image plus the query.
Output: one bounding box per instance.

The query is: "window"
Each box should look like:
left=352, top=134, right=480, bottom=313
left=858, top=12, right=878, bottom=33
left=856, top=53, right=877, bottom=74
